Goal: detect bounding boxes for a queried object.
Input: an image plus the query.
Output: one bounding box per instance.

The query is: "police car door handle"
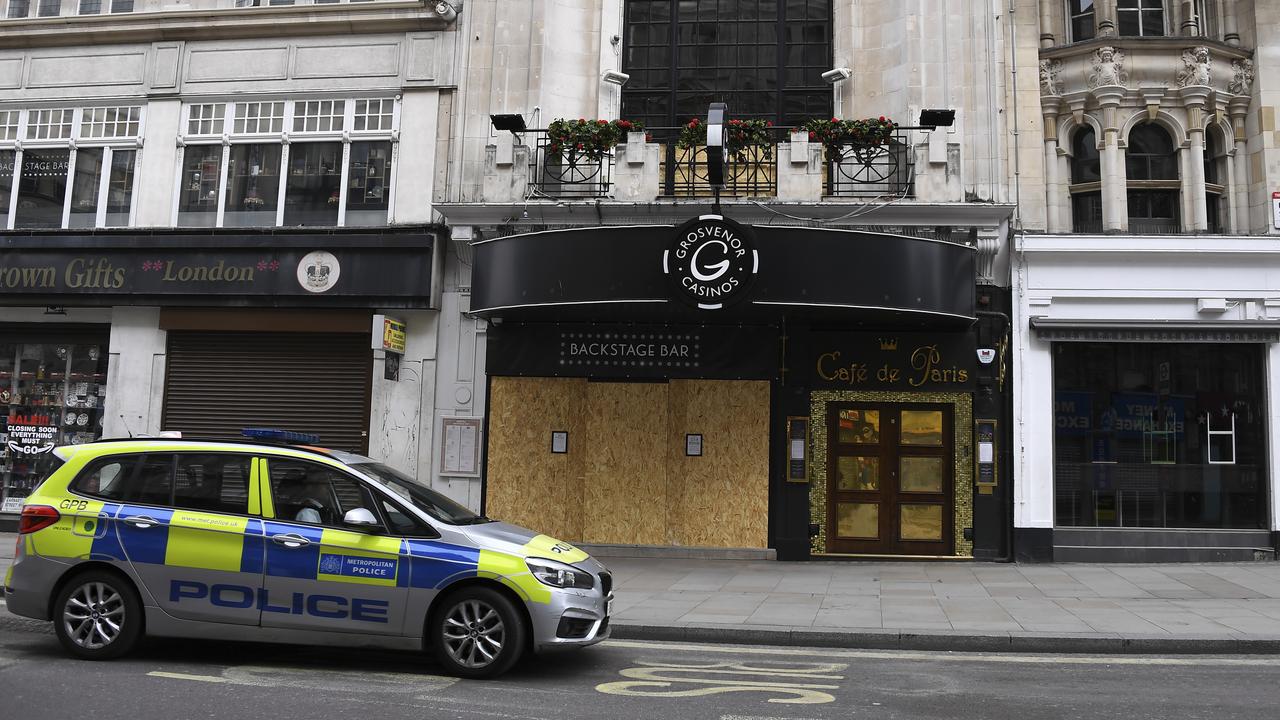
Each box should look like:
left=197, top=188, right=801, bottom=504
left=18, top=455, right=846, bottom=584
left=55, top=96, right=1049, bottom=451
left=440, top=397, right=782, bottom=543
left=121, top=515, right=160, bottom=529
left=272, top=533, right=311, bottom=548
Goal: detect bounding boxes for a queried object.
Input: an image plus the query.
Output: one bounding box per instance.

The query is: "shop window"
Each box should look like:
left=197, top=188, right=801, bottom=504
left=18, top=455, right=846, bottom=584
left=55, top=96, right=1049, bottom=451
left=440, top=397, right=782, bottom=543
left=225, top=143, right=282, bottom=227
left=1065, top=0, right=1095, bottom=42
left=1, top=340, right=109, bottom=512
left=1052, top=342, right=1267, bottom=530
left=284, top=142, right=343, bottom=226
left=1117, top=0, right=1165, bottom=37
left=0, top=106, right=141, bottom=230
left=1069, top=127, right=1102, bottom=233
left=175, top=100, right=396, bottom=228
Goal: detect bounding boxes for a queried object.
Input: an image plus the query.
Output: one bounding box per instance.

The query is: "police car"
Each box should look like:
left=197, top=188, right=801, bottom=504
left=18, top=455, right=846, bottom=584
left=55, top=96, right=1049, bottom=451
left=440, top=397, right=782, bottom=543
left=3, top=430, right=613, bottom=678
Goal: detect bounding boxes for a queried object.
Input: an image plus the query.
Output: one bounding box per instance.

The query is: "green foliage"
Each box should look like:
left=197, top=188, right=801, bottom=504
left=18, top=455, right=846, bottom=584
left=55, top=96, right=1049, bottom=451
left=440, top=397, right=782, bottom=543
left=546, top=118, right=644, bottom=162
left=798, top=116, right=899, bottom=153
left=677, top=117, right=775, bottom=161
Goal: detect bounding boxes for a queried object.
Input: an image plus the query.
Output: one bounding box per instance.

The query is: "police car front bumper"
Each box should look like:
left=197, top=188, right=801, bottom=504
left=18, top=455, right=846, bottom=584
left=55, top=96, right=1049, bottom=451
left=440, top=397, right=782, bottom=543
left=530, top=586, right=613, bottom=652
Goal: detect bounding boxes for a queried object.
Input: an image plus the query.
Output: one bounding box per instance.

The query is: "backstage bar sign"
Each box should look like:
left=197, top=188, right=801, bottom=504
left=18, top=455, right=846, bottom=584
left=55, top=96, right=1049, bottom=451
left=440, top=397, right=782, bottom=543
left=663, top=215, right=758, bottom=310
left=487, top=323, right=778, bottom=380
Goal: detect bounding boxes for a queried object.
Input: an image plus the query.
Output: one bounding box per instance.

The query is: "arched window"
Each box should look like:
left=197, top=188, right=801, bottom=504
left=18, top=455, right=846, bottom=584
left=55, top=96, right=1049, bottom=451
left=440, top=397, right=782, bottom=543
left=1125, top=123, right=1179, bottom=233
left=1070, top=126, right=1102, bottom=232
left=1066, top=0, right=1096, bottom=42
left=1117, top=0, right=1165, bottom=37
left=1204, top=127, right=1227, bottom=233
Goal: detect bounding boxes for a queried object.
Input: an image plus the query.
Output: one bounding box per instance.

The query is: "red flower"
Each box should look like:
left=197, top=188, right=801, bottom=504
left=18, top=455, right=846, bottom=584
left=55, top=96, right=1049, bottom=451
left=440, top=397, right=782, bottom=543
left=766, top=121, right=773, bottom=127
left=879, top=116, right=885, bottom=121
left=598, top=119, right=607, bottom=125
left=808, top=131, right=816, bottom=141
left=832, top=117, right=839, bottom=122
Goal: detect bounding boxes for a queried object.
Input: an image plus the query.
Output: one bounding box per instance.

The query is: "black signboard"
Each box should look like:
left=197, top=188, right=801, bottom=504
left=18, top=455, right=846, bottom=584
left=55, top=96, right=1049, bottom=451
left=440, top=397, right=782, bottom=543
left=487, top=323, right=779, bottom=380
left=0, top=231, right=433, bottom=307
left=808, top=332, right=977, bottom=392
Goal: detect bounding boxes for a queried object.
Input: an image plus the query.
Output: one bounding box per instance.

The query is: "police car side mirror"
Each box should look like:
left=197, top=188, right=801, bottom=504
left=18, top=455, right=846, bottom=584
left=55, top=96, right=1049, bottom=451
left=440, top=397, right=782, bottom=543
left=343, top=508, right=381, bottom=530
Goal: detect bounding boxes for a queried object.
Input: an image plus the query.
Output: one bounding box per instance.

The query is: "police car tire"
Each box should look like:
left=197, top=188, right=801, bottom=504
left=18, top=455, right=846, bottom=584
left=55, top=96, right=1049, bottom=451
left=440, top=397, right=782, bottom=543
left=430, top=586, right=526, bottom=679
left=53, top=570, right=144, bottom=661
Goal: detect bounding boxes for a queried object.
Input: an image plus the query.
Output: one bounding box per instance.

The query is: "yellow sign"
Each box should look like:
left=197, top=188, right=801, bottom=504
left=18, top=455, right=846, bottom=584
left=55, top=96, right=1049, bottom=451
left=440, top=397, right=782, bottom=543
left=382, top=317, right=406, bottom=354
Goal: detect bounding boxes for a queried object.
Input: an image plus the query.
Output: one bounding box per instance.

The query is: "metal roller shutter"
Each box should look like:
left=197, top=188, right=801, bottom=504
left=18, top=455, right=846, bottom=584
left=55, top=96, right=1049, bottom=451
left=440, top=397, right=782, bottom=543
left=162, top=332, right=372, bottom=453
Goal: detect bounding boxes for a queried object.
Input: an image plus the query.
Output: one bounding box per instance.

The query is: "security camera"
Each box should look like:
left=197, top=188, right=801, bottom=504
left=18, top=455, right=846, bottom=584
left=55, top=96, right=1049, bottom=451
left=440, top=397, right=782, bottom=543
left=602, top=70, right=631, bottom=86
left=821, top=67, right=853, bottom=84
left=434, top=1, right=457, bottom=21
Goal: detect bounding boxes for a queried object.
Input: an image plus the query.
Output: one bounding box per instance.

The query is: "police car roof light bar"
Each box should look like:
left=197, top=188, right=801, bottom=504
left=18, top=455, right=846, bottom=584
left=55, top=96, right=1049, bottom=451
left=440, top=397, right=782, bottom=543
left=242, top=427, right=322, bottom=445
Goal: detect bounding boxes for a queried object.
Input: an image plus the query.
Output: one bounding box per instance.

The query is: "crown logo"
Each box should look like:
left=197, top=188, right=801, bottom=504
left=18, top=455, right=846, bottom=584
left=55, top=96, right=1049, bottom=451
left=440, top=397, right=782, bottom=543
left=878, top=337, right=898, bottom=351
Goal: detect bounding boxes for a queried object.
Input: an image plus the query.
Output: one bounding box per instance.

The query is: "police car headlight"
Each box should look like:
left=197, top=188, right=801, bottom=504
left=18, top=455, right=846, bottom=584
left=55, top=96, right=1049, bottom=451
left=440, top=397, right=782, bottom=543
left=526, top=557, right=594, bottom=590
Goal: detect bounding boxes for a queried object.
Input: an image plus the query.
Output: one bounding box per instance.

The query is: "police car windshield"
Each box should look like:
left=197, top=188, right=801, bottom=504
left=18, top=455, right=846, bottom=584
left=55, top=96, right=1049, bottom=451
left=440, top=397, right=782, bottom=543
left=354, top=462, right=486, bottom=525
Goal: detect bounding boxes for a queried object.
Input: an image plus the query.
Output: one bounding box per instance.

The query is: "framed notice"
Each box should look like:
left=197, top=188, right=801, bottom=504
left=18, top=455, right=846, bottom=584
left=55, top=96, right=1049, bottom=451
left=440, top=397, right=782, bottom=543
left=440, top=417, right=483, bottom=477
left=551, top=431, right=569, bottom=454
left=975, top=419, right=997, bottom=487
left=685, top=433, right=703, bottom=457
left=786, top=416, right=809, bottom=483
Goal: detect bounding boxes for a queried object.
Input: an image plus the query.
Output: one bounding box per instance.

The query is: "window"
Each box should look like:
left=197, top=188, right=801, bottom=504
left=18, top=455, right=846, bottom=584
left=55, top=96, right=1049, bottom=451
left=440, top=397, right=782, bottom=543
left=1204, top=127, right=1226, bottom=233
left=621, top=0, right=833, bottom=130
left=172, top=454, right=251, bottom=515
left=176, top=99, right=396, bottom=228
left=1, top=106, right=141, bottom=229
left=1053, top=342, right=1267, bottom=529
left=1066, top=0, right=1095, bottom=42
left=36, top=0, right=58, bottom=16
left=268, top=459, right=376, bottom=527
left=1069, top=127, right=1101, bottom=233
left=1126, top=123, right=1179, bottom=233
left=356, top=461, right=485, bottom=525
left=73, top=457, right=141, bottom=500
left=6, top=0, right=30, bottom=17
left=1192, top=0, right=1216, bottom=38
left=380, top=498, right=435, bottom=536
left=1117, top=0, right=1165, bottom=37
left=74, top=454, right=172, bottom=506
left=188, top=104, right=225, bottom=136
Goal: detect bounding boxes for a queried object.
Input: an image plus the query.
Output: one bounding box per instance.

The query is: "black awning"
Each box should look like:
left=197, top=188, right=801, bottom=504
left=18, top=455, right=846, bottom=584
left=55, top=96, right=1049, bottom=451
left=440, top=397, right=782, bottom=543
left=471, top=223, right=975, bottom=326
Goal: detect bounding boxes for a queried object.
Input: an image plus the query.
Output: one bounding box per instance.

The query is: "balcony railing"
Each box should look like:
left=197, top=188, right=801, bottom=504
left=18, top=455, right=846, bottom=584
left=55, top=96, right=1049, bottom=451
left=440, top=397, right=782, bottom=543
left=530, top=132, right=613, bottom=199
left=515, top=125, right=921, bottom=201
left=825, top=130, right=915, bottom=199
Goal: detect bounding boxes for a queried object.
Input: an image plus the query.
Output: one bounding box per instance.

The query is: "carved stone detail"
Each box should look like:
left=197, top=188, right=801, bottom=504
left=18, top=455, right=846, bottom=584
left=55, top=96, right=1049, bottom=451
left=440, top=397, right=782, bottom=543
left=1039, top=59, right=1062, bottom=97
left=1087, top=46, right=1127, bottom=89
left=1175, top=46, right=1211, bottom=88
left=1228, top=58, right=1255, bottom=96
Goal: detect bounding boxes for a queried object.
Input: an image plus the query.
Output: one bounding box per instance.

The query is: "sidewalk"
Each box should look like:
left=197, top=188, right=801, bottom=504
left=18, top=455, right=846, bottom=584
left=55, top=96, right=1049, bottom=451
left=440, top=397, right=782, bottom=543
left=7, top=532, right=1280, bottom=653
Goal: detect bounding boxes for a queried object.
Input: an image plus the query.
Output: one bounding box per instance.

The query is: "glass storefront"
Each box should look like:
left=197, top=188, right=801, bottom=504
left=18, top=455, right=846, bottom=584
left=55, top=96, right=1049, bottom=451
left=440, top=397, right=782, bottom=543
left=0, top=337, right=109, bottom=512
left=1053, top=342, right=1267, bottom=529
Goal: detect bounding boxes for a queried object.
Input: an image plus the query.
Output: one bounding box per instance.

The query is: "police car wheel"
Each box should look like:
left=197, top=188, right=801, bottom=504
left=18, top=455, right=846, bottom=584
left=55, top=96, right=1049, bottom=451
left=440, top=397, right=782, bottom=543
left=53, top=571, right=143, bottom=660
left=432, top=586, right=526, bottom=679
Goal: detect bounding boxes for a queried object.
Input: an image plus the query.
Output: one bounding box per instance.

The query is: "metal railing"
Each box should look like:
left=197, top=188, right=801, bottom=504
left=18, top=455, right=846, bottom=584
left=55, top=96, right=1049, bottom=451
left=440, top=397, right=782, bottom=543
left=529, top=130, right=614, bottom=199
left=518, top=124, right=920, bottom=201
left=824, top=128, right=916, bottom=199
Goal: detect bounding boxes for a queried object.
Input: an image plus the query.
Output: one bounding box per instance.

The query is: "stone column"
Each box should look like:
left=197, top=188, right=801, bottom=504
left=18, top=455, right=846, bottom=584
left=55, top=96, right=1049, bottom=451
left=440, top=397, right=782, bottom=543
left=1096, top=0, right=1117, bottom=36
left=1042, top=98, right=1063, bottom=232
left=1228, top=97, right=1251, bottom=233
left=1093, top=86, right=1127, bottom=232
left=1180, top=86, right=1213, bottom=232
left=1223, top=2, right=1240, bottom=46
left=1039, top=0, right=1057, bottom=47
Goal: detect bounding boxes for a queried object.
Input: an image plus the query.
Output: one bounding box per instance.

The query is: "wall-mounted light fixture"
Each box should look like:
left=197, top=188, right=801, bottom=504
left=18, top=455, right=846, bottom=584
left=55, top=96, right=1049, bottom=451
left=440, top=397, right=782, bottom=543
left=434, top=1, right=458, bottom=22
left=489, top=114, right=527, bottom=133
left=821, top=67, right=852, bottom=84
left=918, top=108, right=957, bottom=128
left=602, top=70, right=631, bottom=86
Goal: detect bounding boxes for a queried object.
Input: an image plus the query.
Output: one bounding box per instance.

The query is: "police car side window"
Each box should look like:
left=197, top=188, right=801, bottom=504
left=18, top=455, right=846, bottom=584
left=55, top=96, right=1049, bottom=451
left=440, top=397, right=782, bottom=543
left=73, top=454, right=172, bottom=506
left=269, top=459, right=374, bottom=528
left=380, top=498, right=436, bottom=537
left=72, top=455, right=141, bottom=500
left=173, top=454, right=251, bottom=515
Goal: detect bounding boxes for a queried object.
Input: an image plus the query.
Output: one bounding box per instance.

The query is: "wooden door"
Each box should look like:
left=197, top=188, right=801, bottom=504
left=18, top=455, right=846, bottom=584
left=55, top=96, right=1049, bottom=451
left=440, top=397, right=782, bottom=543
left=826, top=403, right=953, bottom=555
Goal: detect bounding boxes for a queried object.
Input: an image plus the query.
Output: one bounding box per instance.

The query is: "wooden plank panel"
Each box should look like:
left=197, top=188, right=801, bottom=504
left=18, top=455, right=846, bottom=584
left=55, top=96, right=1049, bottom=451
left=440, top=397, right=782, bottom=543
left=667, top=380, right=770, bottom=548
left=580, top=382, right=669, bottom=545
left=484, top=377, right=586, bottom=542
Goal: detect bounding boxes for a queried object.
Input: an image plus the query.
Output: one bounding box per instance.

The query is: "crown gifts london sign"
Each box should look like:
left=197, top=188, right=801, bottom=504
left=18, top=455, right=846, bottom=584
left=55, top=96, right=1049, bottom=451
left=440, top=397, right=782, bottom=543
left=663, top=215, right=758, bottom=310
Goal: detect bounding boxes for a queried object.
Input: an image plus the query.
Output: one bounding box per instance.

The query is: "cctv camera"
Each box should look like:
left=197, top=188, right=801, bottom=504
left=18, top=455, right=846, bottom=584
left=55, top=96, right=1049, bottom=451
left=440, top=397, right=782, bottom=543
left=434, top=1, right=457, bottom=21
left=602, top=70, right=631, bottom=86
left=821, top=67, right=853, bottom=84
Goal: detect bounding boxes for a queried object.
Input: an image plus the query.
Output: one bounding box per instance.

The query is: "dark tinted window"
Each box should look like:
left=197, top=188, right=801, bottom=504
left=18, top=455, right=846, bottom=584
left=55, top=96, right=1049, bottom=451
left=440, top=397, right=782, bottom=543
left=173, top=454, right=251, bottom=514
left=1071, top=127, right=1100, bottom=183
left=1126, top=124, right=1177, bottom=180
left=1067, top=0, right=1095, bottom=42
left=380, top=498, right=436, bottom=537
left=73, top=453, right=170, bottom=506
left=268, top=458, right=376, bottom=527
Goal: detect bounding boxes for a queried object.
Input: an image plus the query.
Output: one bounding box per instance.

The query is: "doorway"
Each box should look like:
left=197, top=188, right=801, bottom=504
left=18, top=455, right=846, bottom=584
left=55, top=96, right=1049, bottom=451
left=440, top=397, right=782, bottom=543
left=826, top=403, right=954, bottom=555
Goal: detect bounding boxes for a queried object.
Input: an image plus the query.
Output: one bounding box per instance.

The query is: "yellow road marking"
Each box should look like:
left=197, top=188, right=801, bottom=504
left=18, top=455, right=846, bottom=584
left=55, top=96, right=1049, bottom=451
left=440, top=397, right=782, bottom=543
left=596, top=660, right=848, bottom=705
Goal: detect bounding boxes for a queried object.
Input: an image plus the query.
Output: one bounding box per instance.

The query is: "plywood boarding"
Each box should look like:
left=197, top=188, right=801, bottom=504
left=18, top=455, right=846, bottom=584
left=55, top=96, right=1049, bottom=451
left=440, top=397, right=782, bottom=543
left=580, top=382, right=670, bottom=545
left=484, top=377, right=586, bottom=541
left=666, top=380, right=770, bottom=548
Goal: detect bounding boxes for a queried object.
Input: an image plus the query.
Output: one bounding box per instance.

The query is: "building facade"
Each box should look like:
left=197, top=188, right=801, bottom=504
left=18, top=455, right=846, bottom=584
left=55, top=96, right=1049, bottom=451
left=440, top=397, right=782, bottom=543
left=0, top=0, right=459, bottom=526
left=1014, top=0, right=1280, bottom=561
left=435, top=1, right=1024, bottom=560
